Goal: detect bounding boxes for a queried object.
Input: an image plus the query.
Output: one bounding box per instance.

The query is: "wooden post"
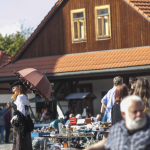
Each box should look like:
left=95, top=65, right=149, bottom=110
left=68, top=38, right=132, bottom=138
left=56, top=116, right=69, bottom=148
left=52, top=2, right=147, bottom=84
left=88, top=94, right=90, bottom=115
left=54, top=82, right=63, bottom=96
left=91, top=99, right=94, bottom=116
left=70, top=80, right=79, bottom=93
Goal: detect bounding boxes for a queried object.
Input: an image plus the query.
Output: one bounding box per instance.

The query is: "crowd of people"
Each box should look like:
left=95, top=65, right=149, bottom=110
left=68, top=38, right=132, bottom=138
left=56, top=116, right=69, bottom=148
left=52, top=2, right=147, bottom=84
left=100, top=76, right=150, bottom=125
left=0, top=76, right=150, bottom=149
left=87, top=76, right=150, bottom=150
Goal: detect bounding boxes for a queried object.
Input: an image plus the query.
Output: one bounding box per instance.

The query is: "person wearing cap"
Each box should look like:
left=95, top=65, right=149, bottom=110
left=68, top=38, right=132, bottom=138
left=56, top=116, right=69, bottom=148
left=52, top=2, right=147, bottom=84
left=10, top=81, right=33, bottom=150
left=101, top=76, right=123, bottom=122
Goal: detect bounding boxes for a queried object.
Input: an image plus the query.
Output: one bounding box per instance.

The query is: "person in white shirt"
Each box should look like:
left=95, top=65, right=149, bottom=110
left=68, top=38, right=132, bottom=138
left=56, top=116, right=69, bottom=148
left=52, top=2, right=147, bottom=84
left=10, top=81, right=33, bottom=150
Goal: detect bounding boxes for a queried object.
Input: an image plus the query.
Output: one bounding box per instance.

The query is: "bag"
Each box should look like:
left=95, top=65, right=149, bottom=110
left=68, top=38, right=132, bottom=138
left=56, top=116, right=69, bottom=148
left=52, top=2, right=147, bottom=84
left=69, top=117, right=77, bottom=126
left=102, top=110, right=107, bottom=122
left=26, top=115, right=34, bottom=132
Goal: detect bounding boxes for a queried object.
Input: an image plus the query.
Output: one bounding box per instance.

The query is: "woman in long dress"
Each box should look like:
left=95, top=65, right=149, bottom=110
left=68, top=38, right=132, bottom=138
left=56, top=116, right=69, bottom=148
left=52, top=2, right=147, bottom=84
left=10, top=81, right=34, bottom=150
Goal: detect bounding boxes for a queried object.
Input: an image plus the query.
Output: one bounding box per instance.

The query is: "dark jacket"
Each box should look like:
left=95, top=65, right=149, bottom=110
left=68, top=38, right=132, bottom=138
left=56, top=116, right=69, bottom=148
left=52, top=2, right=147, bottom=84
left=0, top=107, right=7, bottom=117
left=4, top=111, right=11, bottom=126
left=111, top=103, right=123, bottom=125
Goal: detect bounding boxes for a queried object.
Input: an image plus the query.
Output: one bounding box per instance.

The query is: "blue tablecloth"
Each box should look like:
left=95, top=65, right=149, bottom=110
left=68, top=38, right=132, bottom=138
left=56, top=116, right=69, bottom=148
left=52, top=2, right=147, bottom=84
left=78, top=129, right=109, bottom=133
left=31, top=132, right=50, bottom=137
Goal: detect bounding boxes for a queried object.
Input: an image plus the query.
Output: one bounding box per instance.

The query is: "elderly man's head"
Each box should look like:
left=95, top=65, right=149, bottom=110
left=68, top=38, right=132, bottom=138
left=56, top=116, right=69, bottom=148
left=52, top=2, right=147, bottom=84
left=96, top=114, right=102, bottom=121
left=120, top=95, right=146, bottom=130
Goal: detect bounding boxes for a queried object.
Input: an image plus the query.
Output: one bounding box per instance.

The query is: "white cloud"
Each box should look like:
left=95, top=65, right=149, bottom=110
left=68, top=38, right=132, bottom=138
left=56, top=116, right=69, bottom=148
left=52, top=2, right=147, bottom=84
left=0, top=0, right=58, bottom=36
left=0, top=23, right=21, bottom=36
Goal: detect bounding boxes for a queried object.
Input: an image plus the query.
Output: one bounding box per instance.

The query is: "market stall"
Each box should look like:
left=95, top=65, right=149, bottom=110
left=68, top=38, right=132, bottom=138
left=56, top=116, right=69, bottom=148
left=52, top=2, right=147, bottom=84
left=14, top=68, right=109, bottom=150
left=65, top=93, right=96, bottom=116
left=31, top=121, right=110, bottom=150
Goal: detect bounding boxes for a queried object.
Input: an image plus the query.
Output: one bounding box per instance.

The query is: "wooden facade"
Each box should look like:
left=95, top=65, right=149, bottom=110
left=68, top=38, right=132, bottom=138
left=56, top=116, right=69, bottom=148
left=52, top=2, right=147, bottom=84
left=0, top=83, right=12, bottom=94
left=18, top=0, right=150, bottom=60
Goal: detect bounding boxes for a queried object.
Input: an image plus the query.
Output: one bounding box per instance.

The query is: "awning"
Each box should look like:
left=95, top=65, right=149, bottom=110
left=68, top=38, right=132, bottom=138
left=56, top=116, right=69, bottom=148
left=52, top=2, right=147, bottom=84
left=29, top=96, right=56, bottom=103
left=65, top=92, right=96, bottom=100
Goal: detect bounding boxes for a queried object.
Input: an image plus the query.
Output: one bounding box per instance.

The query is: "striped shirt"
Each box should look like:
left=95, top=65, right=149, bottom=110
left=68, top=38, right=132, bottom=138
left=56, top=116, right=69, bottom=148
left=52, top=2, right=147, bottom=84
left=105, top=115, right=150, bottom=150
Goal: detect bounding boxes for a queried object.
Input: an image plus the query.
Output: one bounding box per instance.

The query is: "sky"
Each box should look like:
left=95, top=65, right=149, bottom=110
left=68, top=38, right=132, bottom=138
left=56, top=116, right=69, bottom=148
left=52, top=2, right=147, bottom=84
left=0, top=0, right=58, bottom=36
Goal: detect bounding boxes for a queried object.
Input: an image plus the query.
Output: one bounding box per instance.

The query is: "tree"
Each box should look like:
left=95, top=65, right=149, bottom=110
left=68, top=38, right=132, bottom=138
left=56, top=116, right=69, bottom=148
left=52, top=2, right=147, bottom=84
left=0, top=23, right=33, bottom=55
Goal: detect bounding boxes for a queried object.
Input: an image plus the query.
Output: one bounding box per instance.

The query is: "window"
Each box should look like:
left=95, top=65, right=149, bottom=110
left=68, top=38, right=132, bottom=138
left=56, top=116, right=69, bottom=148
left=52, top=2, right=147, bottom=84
left=71, top=8, right=87, bottom=43
left=95, top=5, right=111, bottom=40
left=76, top=83, right=93, bottom=93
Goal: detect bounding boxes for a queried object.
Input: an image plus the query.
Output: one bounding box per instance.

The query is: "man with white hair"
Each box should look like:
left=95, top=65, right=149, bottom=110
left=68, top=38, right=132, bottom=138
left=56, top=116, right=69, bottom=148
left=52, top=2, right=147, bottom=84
left=87, top=95, right=150, bottom=150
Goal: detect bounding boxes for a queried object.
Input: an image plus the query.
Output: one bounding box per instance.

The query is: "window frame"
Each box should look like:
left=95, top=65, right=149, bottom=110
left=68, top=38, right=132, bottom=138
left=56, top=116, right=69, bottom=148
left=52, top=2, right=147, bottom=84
left=71, top=8, right=87, bottom=43
left=95, top=5, right=111, bottom=41
left=76, top=83, right=93, bottom=93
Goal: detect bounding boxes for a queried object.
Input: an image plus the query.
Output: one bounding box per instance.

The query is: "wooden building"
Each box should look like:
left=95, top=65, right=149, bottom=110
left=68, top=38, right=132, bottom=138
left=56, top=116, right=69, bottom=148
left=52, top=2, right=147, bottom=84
left=0, top=47, right=12, bottom=66
left=0, top=0, right=150, bottom=116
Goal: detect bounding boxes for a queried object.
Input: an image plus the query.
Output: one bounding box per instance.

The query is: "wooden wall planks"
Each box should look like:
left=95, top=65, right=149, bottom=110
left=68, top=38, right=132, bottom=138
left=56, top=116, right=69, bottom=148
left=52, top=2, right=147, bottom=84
left=0, top=83, right=12, bottom=94
left=19, top=0, right=150, bottom=59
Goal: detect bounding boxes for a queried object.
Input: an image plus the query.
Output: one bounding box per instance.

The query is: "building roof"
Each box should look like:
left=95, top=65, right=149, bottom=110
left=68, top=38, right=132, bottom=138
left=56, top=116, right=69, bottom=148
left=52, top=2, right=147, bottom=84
left=125, top=0, right=150, bottom=20
left=11, top=0, right=150, bottom=63
left=0, top=46, right=150, bottom=78
left=0, top=50, right=12, bottom=66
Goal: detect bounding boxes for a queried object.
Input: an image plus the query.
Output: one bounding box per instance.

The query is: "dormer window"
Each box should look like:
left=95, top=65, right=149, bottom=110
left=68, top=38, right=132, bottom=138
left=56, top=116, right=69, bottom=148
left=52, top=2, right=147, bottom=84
left=95, top=5, right=111, bottom=40
left=71, top=8, right=87, bottom=43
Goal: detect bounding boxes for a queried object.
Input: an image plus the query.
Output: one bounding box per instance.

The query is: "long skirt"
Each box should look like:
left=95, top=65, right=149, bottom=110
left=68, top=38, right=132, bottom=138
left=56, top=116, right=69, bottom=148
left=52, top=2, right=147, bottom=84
left=12, top=131, right=32, bottom=150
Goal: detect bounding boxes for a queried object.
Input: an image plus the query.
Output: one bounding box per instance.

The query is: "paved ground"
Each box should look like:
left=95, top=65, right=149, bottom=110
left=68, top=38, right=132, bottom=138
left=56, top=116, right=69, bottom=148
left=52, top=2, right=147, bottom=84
left=0, top=143, right=13, bottom=150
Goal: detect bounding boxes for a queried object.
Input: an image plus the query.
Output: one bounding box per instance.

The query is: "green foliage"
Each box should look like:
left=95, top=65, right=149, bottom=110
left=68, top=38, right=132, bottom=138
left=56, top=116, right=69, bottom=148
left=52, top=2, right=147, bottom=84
left=0, top=24, right=33, bottom=55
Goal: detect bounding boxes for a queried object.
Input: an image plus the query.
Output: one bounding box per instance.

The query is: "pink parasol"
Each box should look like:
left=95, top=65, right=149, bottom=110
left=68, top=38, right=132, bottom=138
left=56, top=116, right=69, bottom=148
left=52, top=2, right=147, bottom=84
left=14, top=68, right=52, bottom=104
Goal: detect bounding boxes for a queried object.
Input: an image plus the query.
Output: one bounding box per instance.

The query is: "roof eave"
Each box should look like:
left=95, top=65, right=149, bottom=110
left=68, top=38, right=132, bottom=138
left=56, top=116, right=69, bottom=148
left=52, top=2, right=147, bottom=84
left=124, top=0, right=150, bottom=22
left=45, top=65, right=150, bottom=80
left=0, top=76, right=18, bottom=83
left=0, top=65, right=150, bottom=83
left=0, top=65, right=149, bottom=83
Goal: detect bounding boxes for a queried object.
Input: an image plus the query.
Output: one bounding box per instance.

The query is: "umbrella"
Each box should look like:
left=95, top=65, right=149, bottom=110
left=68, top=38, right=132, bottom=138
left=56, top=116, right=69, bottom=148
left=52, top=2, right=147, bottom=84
left=14, top=68, right=52, bottom=104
